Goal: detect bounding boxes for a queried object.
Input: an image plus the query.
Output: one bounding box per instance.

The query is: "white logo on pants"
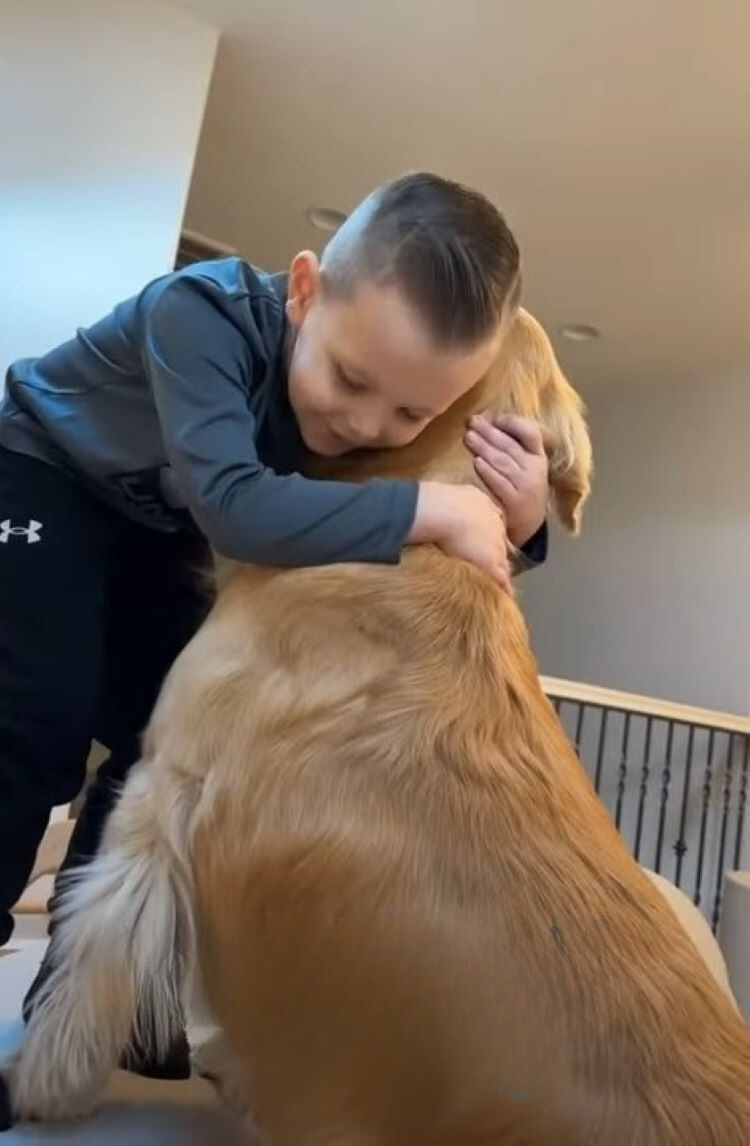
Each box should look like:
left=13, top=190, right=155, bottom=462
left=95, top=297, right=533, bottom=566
left=0, top=519, right=43, bottom=544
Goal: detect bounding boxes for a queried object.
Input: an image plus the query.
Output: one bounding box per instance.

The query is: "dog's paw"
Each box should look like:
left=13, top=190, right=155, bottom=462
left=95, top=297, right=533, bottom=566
left=242, top=1111, right=263, bottom=1145
left=13, top=1092, right=98, bottom=1126
left=193, top=1030, right=252, bottom=1120
left=2, top=1057, right=98, bottom=1127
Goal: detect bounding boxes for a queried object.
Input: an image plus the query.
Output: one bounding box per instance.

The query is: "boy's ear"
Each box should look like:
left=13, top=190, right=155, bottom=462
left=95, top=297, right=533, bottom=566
left=286, top=251, right=321, bottom=326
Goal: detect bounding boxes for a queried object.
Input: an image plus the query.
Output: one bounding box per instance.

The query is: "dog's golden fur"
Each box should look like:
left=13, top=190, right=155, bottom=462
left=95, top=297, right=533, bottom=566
left=5, top=310, right=749, bottom=1142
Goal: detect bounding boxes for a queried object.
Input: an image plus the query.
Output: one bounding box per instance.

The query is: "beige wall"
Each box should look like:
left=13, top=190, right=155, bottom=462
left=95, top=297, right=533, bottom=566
left=520, top=370, right=750, bottom=715
left=0, top=0, right=218, bottom=382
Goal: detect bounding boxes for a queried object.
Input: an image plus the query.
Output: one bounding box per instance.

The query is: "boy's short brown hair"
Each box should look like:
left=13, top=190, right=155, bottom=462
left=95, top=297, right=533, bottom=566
left=320, top=172, right=521, bottom=350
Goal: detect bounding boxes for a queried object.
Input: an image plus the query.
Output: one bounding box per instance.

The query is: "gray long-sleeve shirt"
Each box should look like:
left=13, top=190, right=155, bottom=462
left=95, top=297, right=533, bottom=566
left=0, top=258, right=419, bottom=566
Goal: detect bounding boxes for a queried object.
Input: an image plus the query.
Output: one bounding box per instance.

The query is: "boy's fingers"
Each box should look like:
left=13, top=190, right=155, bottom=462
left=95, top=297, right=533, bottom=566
left=474, top=457, right=518, bottom=504
left=466, top=428, right=521, bottom=470
left=491, top=414, right=545, bottom=456
left=496, top=564, right=513, bottom=593
left=486, top=550, right=510, bottom=588
left=473, top=452, right=519, bottom=493
left=467, top=420, right=527, bottom=466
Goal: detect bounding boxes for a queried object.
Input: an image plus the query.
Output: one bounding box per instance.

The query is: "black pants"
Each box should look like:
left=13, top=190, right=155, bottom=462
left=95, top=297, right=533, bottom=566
left=0, top=447, right=212, bottom=947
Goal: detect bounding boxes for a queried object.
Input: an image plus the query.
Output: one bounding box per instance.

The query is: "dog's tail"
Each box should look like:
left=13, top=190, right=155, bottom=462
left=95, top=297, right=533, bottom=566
left=6, top=761, right=196, bottom=1123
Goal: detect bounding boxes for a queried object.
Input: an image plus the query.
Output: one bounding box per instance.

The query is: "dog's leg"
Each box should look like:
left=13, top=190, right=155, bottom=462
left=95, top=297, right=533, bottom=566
left=193, top=1027, right=259, bottom=1139
left=188, top=972, right=257, bottom=1128
left=2, top=762, right=195, bottom=1124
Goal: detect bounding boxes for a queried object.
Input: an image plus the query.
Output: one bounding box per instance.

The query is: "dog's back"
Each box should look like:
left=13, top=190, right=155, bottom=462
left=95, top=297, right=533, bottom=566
left=174, top=544, right=750, bottom=1145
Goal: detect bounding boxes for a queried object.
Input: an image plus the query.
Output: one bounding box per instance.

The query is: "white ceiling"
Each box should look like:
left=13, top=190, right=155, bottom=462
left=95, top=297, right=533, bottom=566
left=174, top=0, right=750, bottom=393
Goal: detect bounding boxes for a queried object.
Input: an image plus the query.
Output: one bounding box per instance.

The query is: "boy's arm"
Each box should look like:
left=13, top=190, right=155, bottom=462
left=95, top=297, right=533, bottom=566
left=144, top=281, right=418, bottom=567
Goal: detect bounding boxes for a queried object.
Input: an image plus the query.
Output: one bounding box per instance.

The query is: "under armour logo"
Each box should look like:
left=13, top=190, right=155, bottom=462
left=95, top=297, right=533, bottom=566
left=0, top=519, right=43, bottom=544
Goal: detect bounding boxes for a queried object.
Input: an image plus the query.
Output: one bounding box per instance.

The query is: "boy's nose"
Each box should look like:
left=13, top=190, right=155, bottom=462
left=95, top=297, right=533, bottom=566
left=345, top=415, right=383, bottom=447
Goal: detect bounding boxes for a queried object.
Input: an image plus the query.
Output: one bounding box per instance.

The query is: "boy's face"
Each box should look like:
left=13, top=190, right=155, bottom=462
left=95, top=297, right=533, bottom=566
left=286, top=253, right=501, bottom=457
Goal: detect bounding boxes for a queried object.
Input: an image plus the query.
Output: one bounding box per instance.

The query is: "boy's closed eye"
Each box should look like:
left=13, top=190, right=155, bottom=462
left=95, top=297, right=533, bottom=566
left=334, top=361, right=428, bottom=425
left=399, top=407, right=428, bottom=424
left=334, top=362, right=367, bottom=393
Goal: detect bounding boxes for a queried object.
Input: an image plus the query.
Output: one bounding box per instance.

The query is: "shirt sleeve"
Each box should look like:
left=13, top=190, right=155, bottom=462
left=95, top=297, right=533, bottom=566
left=142, top=278, right=419, bottom=567
left=512, top=521, right=548, bottom=575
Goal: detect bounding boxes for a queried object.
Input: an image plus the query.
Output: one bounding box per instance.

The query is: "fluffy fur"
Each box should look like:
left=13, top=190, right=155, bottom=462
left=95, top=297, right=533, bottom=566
left=4, top=310, right=749, bottom=1143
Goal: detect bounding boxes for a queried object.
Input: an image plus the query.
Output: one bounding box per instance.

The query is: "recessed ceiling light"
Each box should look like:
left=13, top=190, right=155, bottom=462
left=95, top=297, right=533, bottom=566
left=307, top=207, right=347, bottom=233
left=559, top=323, right=601, bottom=342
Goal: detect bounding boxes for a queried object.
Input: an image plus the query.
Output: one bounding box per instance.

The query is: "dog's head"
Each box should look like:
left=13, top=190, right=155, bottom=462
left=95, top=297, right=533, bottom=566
left=307, top=309, right=592, bottom=533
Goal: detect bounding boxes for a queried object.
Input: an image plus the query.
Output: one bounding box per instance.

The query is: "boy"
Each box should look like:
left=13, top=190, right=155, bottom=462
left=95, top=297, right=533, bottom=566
left=0, top=173, right=548, bottom=1071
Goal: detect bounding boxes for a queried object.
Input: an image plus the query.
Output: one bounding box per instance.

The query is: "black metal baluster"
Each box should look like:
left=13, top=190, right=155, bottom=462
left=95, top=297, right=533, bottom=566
left=711, top=732, right=735, bottom=934
left=674, top=724, right=696, bottom=887
left=574, top=702, right=586, bottom=754
left=654, top=720, right=675, bottom=874
left=733, top=735, right=749, bottom=871
left=633, top=717, right=654, bottom=860
left=541, top=686, right=744, bottom=929
left=593, top=708, right=609, bottom=794
left=694, top=729, right=715, bottom=909
left=614, top=712, right=631, bottom=830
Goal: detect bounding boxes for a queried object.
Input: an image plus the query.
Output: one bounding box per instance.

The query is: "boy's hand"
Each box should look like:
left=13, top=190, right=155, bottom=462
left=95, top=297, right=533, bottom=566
left=465, top=414, right=548, bottom=547
left=408, top=482, right=511, bottom=590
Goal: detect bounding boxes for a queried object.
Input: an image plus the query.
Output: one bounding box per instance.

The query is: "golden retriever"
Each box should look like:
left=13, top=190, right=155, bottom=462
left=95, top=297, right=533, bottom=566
left=3, top=310, right=749, bottom=1144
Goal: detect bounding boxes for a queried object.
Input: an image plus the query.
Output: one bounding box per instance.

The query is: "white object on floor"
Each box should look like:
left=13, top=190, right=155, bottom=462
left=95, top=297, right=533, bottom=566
left=718, top=870, right=750, bottom=1024
left=642, top=868, right=738, bottom=1010
left=0, top=940, right=246, bottom=1144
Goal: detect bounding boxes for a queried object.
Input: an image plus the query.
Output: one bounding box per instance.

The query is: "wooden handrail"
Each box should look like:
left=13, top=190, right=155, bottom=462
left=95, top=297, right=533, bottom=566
left=541, top=676, right=750, bottom=737
left=180, top=227, right=237, bottom=256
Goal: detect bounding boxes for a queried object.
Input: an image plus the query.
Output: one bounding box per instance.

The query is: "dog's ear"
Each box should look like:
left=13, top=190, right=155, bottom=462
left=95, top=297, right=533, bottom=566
left=539, top=363, right=592, bottom=534
left=487, top=311, right=593, bottom=534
